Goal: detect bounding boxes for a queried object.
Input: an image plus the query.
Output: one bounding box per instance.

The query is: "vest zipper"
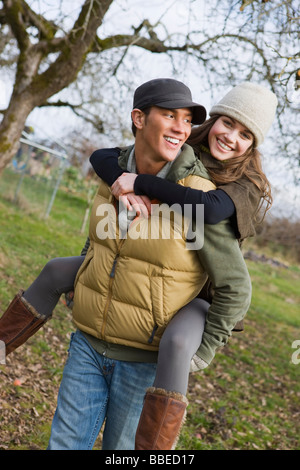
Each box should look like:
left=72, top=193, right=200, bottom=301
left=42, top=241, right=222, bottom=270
left=110, top=254, right=119, bottom=278
left=148, top=324, right=158, bottom=344
left=101, top=240, right=125, bottom=339
left=101, top=280, right=113, bottom=339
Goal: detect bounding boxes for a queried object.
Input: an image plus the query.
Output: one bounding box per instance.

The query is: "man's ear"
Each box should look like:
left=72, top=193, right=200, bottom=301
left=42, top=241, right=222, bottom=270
left=131, top=108, right=145, bottom=130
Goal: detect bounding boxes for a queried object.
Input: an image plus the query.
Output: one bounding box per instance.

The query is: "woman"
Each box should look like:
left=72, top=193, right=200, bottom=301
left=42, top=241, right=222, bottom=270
left=0, top=82, right=277, bottom=449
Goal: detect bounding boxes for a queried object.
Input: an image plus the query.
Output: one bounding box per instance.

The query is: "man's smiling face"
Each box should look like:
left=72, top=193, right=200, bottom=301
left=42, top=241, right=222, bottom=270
left=137, top=106, right=192, bottom=166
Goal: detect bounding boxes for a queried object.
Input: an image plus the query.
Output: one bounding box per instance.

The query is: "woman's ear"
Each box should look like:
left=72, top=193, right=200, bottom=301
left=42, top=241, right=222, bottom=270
left=131, top=108, right=145, bottom=130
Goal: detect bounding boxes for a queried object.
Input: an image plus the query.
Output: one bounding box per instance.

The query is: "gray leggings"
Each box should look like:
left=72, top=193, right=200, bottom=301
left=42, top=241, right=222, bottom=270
left=24, top=257, right=208, bottom=395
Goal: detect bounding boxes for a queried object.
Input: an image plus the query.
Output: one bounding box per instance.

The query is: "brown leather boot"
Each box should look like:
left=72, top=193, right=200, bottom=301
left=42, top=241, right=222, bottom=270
left=135, top=387, right=188, bottom=450
left=0, top=291, right=49, bottom=355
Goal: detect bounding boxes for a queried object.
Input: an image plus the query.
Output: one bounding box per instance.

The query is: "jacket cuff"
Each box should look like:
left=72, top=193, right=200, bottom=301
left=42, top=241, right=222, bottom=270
left=196, top=332, right=223, bottom=365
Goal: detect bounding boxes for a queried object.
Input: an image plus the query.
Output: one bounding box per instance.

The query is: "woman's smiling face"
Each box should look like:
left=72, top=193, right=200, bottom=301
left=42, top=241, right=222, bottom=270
left=208, top=116, right=254, bottom=161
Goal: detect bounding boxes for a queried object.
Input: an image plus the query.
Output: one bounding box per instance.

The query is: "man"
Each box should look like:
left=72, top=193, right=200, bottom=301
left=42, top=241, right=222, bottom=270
left=48, top=79, right=251, bottom=450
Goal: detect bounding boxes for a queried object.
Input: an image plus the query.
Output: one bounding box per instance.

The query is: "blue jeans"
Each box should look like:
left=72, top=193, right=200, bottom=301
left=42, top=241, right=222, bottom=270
left=48, top=330, right=157, bottom=450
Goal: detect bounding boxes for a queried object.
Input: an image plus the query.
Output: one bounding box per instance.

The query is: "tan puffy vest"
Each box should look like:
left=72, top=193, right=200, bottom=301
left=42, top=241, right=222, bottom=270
left=73, top=174, right=216, bottom=351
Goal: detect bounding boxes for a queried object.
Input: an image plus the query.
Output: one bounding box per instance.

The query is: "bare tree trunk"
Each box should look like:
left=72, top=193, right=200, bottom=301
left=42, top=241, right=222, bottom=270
left=0, top=0, right=114, bottom=174
left=0, top=92, right=35, bottom=172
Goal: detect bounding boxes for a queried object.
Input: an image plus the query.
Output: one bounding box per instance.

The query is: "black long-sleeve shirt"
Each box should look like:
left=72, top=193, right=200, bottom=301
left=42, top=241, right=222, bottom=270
left=89, top=147, right=235, bottom=225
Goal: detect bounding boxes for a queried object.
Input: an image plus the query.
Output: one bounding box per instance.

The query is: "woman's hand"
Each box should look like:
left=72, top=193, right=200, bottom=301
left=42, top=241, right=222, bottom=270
left=112, top=173, right=151, bottom=218
left=119, top=193, right=152, bottom=218
left=111, top=173, right=137, bottom=198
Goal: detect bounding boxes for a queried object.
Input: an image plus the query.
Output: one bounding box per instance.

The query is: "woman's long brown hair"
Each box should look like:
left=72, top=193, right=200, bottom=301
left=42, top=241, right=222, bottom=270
left=187, top=116, right=273, bottom=220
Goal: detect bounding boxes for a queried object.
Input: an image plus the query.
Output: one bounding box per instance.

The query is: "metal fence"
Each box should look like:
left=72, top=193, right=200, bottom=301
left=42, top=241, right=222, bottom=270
left=0, top=132, right=69, bottom=219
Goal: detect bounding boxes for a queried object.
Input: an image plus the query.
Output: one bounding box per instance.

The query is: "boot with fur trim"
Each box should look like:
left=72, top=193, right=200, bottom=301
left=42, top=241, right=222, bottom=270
left=135, top=387, right=188, bottom=450
left=0, top=291, right=49, bottom=355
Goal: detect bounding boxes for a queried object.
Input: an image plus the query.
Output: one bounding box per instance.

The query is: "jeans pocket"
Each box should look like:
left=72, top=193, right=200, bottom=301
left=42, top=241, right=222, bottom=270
left=67, top=331, right=75, bottom=352
left=65, top=331, right=76, bottom=365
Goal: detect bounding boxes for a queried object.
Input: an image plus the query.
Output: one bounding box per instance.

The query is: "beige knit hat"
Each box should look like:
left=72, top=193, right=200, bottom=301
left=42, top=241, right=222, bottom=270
left=209, top=82, right=278, bottom=147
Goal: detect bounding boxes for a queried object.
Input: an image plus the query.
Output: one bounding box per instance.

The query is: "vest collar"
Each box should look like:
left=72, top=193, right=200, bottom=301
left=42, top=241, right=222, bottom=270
left=119, top=143, right=204, bottom=183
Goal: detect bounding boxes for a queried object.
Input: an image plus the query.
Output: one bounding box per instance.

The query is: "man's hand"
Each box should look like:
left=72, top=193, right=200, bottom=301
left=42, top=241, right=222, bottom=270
left=64, top=291, right=74, bottom=309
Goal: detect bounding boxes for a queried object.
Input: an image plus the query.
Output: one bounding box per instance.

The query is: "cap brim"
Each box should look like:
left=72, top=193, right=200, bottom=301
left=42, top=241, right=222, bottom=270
left=154, top=100, right=207, bottom=125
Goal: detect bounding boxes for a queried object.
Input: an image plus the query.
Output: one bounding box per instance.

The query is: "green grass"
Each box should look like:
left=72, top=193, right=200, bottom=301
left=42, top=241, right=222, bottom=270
left=179, top=259, right=300, bottom=451
left=0, top=180, right=299, bottom=450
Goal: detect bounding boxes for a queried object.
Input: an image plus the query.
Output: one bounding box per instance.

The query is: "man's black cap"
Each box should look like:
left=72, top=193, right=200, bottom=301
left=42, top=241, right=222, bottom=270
left=133, top=78, right=206, bottom=125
